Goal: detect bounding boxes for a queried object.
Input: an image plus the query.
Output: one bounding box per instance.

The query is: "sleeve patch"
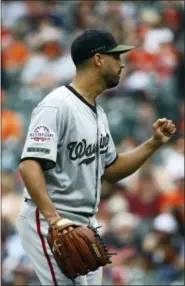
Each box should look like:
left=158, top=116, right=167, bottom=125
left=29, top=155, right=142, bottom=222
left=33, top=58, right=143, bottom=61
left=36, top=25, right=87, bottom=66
left=27, top=147, right=51, bottom=154
left=28, top=125, right=55, bottom=143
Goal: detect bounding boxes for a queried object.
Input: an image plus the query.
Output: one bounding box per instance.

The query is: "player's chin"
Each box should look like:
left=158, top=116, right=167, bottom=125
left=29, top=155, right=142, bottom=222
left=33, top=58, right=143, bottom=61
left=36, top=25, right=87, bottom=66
left=106, top=77, right=120, bottom=89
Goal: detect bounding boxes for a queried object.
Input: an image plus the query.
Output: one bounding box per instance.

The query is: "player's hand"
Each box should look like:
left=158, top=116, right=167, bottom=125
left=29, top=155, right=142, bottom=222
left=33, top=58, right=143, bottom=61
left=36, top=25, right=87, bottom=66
left=50, top=218, right=74, bottom=234
left=152, top=118, right=176, bottom=144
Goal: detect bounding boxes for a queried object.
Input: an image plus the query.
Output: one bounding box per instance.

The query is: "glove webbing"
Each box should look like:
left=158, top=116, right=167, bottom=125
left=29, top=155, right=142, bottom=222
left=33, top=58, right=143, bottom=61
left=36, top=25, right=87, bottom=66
left=70, top=225, right=117, bottom=286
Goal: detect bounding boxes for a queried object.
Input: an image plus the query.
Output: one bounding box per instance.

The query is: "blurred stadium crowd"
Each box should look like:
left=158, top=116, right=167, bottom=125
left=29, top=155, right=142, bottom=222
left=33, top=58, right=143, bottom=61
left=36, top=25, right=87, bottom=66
left=1, top=1, right=184, bottom=285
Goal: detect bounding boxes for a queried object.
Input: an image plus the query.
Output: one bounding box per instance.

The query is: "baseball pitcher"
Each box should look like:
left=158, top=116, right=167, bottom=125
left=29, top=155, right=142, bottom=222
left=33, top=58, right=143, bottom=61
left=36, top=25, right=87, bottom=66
left=17, top=29, right=176, bottom=286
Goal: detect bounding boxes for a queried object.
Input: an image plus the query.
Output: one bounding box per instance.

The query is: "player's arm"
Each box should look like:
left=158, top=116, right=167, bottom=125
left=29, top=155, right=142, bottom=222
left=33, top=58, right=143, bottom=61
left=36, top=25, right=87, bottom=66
left=103, top=118, right=176, bottom=184
left=19, top=106, right=65, bottom=225
left=19, top=159, right=60, bottom=224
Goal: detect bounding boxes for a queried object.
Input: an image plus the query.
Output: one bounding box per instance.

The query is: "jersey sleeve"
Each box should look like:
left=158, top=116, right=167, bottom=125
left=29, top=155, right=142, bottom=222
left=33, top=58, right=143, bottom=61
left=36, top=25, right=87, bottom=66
left=21, top=106, right=63, bottom=170
left=104, top=117, right=118, bottom=169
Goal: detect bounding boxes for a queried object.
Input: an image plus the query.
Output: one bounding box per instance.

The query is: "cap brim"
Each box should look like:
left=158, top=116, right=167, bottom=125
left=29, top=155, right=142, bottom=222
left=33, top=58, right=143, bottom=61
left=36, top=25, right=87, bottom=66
left=106, top=45, right=135, bottom=54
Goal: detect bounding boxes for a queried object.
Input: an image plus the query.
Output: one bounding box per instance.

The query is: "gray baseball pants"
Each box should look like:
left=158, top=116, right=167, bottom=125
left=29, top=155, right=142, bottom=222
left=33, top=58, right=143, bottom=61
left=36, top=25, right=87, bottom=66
left=17, top=199, right=102, bottom=285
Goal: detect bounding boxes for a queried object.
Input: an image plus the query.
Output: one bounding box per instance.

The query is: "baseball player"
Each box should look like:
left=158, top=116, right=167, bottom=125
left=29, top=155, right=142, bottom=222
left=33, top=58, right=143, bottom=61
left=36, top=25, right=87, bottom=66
left=17, top=29, right=176, bottom=286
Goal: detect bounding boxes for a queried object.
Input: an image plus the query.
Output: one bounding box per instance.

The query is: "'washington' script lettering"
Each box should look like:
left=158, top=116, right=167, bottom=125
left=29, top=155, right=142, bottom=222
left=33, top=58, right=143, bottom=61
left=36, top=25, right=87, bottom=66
left=67, top=134, right=109, bottom=165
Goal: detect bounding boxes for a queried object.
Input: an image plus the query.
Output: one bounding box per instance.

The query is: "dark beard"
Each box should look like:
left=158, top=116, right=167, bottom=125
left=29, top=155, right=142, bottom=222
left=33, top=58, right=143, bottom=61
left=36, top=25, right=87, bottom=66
left=104, top=74, right=120, bottom=89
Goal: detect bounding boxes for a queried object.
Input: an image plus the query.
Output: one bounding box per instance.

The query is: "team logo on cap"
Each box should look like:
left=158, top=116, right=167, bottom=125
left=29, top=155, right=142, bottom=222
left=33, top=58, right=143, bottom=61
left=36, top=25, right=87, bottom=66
left=29, top=125, right=54, bottom=142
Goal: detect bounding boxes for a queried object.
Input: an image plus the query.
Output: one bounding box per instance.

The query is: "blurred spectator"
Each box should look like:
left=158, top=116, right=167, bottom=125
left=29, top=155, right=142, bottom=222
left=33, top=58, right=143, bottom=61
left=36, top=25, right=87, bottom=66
left=159, top=174, right=184, bottom=236
left=2, top=217, right=14, bottom=261
left=2, top=217, right=37, bottom=286
left=124, top=171, right=161, bottom=219
left=2, top=29, right=30, bottom=75
left=154, top=136, right=184, bottom=191
left=2, top=89, right=23, bottom=143
left=102, top=211, right=138, bottom=272
left=127, top=47, right=157, bottom=73
left=73, top=1, right=99, bottom=30
left=142, top=213, right=184, bottom=283
left=16, top=0, right=64, bottom=32
left=116, top=137, right=141, bottom=191
left=2, top=88, right=23, bottom=171
left=133, top=101, right=158, bottom=143
left=2, top=0, right=28, bottom=29
left=155, top=41, right=179, bottom=79
left=97, top=190, right=129, bottom=236
left=21, top=24, right=76, bottom=90
left=2, top=173, right=23, bottom=224
left=108, top=211, right=139, bottom=248
left=141, top=8, right=174, bottom=54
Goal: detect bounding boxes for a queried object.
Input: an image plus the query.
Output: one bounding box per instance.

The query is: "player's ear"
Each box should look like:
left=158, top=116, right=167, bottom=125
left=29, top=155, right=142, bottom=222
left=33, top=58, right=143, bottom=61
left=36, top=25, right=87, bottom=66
left=94, top=54, right=103, bottom=67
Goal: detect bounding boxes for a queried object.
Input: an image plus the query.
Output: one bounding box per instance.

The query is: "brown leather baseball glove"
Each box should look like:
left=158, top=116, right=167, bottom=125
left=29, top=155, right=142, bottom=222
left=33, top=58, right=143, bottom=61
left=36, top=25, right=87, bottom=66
left=47, top=218, right=115, bottom=282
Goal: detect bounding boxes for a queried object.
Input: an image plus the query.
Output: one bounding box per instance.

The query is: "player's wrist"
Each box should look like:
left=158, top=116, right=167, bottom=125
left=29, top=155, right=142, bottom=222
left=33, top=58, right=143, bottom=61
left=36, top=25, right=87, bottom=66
left=48, top=216, right=74, bottom=227
left=149, top=136, right=164, bottom=149
left=47, top=215, right=62, bottom=225
left=51, top=218, right=73, bottom=227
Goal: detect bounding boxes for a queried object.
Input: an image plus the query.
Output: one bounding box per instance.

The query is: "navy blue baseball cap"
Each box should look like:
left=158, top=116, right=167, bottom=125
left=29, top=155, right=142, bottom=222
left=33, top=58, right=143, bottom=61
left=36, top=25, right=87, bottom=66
left=71, top=29, right=135, bottom=64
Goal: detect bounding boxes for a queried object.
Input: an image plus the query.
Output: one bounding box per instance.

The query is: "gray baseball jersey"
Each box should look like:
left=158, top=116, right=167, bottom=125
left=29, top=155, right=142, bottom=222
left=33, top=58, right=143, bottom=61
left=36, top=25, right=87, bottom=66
left=21, top=85, right=117, bottom=217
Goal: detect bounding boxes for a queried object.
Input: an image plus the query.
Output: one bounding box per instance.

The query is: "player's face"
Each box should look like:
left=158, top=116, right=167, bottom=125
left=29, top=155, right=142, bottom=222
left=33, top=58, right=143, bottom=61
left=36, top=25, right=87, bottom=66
left=101, top=53, right=124, bottom=89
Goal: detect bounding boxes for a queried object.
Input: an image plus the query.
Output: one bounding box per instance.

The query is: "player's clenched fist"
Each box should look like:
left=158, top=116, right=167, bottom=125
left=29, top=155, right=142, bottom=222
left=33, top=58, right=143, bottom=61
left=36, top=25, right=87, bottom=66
left=152, top=118, right=176, bottom=144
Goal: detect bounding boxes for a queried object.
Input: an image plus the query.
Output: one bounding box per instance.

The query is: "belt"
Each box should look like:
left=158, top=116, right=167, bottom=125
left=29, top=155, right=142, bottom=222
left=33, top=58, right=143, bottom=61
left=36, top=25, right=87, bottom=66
left=24, top=198, right=94, bottom=218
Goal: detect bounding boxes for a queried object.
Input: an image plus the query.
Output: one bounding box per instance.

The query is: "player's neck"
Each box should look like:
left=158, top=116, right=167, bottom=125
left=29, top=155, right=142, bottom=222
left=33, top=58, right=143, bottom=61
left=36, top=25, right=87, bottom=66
left=71, top=72, right=105, bottom=106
